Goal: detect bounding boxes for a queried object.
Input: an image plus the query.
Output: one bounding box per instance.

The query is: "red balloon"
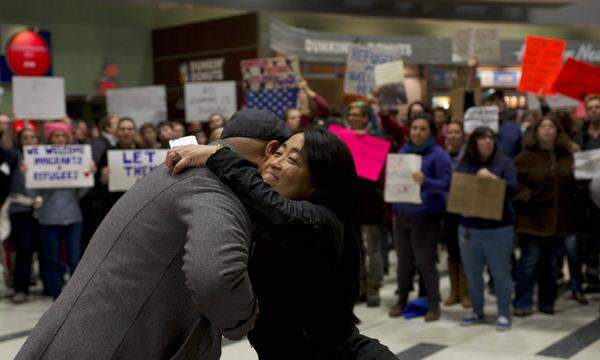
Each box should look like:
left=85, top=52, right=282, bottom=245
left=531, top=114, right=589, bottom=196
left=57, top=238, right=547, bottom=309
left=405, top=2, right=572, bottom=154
left=5, top=30, right=51, bottom=76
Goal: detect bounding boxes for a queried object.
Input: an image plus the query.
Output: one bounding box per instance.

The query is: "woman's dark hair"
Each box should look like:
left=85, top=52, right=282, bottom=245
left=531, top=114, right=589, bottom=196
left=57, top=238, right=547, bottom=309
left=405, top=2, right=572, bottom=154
left=553, top=110, right=577, bottom=140
left=524, top=113, right=573, bottom=154
left=461, top=126, right=500, bottom=166
left=302, top=128, right=361, bottom=324
left=407, top=112, right=438, bottom=137
left=407, top=101, right=431, bottom=121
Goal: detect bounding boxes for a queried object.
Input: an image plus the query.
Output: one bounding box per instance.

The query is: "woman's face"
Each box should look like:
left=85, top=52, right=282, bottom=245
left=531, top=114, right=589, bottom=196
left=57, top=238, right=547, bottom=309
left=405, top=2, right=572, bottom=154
left=409, top=119, right=431, bottom=147
left=434, top=110, right=448, bottom=129
left=537, top=119, right=558, bottom=146
left=50, top=130, right=68, bottom=145
left=476, top=134, right=495, bottom=160
left=445, top=123, right=464, bottom=150
left=209, top=115, right=225, bottom=130
left=409, top=103, right=424, bottom=117
left=260, top=133, right=315, bottom=200
left=20, top=129, right=39, bottom=146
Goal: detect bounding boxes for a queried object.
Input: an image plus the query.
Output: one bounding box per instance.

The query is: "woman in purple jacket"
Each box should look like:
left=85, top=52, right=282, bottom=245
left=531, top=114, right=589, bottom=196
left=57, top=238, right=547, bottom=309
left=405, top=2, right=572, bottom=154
left=389, top=113, right=452, bottom=322
left=455, top=126, right=517, bottom=331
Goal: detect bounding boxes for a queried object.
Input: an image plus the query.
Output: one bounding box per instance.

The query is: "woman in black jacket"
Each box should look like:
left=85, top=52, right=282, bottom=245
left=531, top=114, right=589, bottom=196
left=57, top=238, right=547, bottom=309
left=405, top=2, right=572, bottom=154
left=169, top=129, right=395, bottom=360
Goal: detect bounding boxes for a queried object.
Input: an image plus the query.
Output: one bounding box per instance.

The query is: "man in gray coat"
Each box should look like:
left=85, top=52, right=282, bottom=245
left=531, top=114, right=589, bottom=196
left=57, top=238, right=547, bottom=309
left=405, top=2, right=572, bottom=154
left=15, top=109, right=290, bottom=360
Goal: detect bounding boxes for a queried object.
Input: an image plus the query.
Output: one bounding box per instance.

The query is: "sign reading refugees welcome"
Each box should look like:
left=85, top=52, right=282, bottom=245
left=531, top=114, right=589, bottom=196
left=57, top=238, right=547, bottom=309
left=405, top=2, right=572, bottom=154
left=23, top=145, right=93, bottom=189
left=107, top=149, right=168, bottom=192
left=344, top=44, right=401, bottom=95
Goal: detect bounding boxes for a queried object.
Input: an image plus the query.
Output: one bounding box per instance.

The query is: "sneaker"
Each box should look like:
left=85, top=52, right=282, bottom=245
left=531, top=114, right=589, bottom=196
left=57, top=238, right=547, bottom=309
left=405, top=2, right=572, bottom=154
left=460, top=313, right=485, bottom=326
left=513, top=308, right=533, bottom=317
left=11, top=292, right=28, bottom=304
left=496, top=316, right=512, bottom=331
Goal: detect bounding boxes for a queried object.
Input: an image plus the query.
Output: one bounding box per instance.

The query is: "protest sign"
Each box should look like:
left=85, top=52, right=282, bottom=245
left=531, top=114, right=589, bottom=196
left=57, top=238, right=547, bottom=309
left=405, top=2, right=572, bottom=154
left=384, top=154, right=422, bottom=204
left=517, top=35, right=566, bottom=95
left=526, top=93, right=579, bottom=110
left=106, top=86, right=167, bottom=127
left=551, top=58, right=600, bottom=101
left=23, top=145, right=93, bottom=189
left=463, top=106, right=499, bottom=134
left=328, top=124, right=391, bottom=182
left=107, top=149, right=168, bottom=192
left=184, top=81, right=236, bottom=122
left=241, top=57, right=300, bottom=92
left=452, top=28, right=501, bottom=64
left=374, top=60, right=405, bottom=87
left=574, top=149, right=600, bottom=180
left=344, top=44, right=401, bottom=95
left=12, top=76, right=65, bottom=120
left=447, top=173, right=506, bottom=221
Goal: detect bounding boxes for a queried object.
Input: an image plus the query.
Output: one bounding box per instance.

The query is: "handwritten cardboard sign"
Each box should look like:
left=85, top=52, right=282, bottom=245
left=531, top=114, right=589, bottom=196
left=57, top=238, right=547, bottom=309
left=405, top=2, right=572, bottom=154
left=447, top=172, right=506, bottom=221
left=240, top=57, right=300, bottom=92
left=23, top=145, right=93, bottom=189
left=374, top=60, right=405, bottom=87
left=452, top=28, right=501, bottom=64
left=106, top=86, right=167, bottom=127
left=574, top=149, right=600, bottom=180
left=344, top=44, right=401, bottom=95
left=552, top=58, right=600, bottom=101
left=463, top=106, right=499, bottom=134
left=384, top=154, right=422, bottom=204
left=184, top=81, right=237, bottom=122
left=328, top=124, right=391, bottom=182
left=12, top=76, right=66, bottom=120
left=107, top=149, right=168, bottom=192
left=517, top=35, right=566, bottom=95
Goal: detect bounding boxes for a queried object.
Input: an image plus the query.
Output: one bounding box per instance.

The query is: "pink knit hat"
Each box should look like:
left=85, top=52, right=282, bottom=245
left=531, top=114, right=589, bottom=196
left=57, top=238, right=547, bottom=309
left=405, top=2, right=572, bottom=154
left=44, top=121, right=72, bottom=142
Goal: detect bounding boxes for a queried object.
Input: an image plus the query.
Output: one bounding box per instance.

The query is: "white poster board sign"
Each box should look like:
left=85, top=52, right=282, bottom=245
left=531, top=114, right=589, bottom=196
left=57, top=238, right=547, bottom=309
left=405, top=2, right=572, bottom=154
left=574, top=149, right=600, bottom=180
left=464, top=106, right=499, bottom=134
left=374, top=60, right=405, bottom=87
left=384, top=154, right=422, bottom=204
left=184, top=81, right=236, bottom=122
left=12, top=76, right=66, bottom=120
left=106, top=86, right=167, bottom=127
left=527, top=93, right=579, bottom=110
left=453, top=28, right=501, bottom=64
left=23, top=145, right=93, bottom=189
left=107, top=149, right=168, bottom=192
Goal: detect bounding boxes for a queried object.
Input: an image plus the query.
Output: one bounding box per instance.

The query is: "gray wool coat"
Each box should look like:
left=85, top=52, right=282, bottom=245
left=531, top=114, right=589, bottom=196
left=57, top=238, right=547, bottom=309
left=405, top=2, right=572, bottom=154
left=15, top=165, right=257, bottom=360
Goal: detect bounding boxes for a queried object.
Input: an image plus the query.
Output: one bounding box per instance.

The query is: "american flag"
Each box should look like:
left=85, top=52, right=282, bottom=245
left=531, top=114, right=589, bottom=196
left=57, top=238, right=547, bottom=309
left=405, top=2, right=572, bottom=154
left=244, top=88, right=299, bottom=119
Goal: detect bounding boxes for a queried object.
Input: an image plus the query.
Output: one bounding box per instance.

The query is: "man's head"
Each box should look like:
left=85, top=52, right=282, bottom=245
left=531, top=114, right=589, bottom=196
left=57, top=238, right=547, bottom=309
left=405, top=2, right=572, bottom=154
left=585, top=94, right=600, bottom=124
left=284, top=108, right=302, bottom=131
left=170, top=120, right=186, bottom=139
left=220, top=109, right=291, bottom=167
left=483, top=89, right=506, bottom=112
left=99, top=115, right=119, bottom=135
left=117, top=117, right=136, bottom=148
left=346, top=102, right=370, bottom=130
left=158, top=121, right=174, bottom=143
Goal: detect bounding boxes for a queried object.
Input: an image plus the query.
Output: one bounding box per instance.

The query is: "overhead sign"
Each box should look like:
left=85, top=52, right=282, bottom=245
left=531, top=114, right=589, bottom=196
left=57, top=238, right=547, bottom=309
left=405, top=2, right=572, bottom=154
left=106, top=86, right=167, bottom=127
left=107, top=149, right=168, bottom=192
left=12, top=76, right=65, bottom=120
left=23, top=145, right=94, bottom=189
left=184, top=81, right=236, bottom=122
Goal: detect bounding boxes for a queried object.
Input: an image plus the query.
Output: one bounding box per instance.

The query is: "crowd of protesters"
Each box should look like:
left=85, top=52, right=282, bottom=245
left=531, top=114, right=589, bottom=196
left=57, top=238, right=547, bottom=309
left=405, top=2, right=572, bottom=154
left=1, top=76, right=600, bottom=334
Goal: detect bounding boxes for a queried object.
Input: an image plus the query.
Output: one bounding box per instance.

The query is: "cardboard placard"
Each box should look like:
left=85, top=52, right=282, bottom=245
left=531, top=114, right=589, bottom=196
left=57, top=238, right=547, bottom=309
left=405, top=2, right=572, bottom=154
left=447, top=172, right=506, bottom=221
left=12, top=76, right=66, bottom=120
left=552, top=58, right=600, bottom=101
left=240, top=56, right=300, bottom=91
left=463, top=106, right=499, bottom=134
left=384, top=154, right=422, bottom=204
left=344, top=44, right=401, bottom=95
left=452, top=28, right=501, bottom=64
left=184, top=81, right=237, bottom=122
left=574, top=149, right=600, bottom=180
left=106, top=86, right=167, bottom=127
left=328, top=124, right=392, bottom=182
left=23, top=145, right=94, bottom=189
left=517, top=35, right=566, bottom=95
left=526, top=93, right=579, bottom=110
left=107, top=149, right=168, bottom=192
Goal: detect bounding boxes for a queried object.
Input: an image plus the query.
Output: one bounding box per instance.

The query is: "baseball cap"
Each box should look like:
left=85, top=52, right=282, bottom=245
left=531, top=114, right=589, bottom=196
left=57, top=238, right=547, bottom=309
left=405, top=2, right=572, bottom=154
left=221, top=108, right=291, bottom=143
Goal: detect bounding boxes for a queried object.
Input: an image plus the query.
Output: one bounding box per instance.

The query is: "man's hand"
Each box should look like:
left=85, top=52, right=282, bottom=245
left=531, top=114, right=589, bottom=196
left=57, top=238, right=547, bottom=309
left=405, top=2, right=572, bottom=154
left=166, top=144, right=218, bottom=175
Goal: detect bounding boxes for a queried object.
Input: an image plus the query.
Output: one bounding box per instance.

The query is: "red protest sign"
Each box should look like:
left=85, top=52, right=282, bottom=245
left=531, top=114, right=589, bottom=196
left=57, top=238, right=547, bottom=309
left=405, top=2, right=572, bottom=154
left=552, top=58, right=600, bottom=101
left=517, top=35, right=566, bottom=95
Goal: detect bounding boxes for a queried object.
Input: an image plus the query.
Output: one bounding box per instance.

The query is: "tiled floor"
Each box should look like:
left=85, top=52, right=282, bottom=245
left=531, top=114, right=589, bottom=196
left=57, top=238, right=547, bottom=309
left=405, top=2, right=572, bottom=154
left=1, top=253, right=600, bottom=360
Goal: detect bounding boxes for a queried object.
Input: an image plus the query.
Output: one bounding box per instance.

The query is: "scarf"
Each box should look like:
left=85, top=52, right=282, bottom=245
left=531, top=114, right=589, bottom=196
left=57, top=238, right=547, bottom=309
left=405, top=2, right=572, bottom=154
left=404, top=137, right=435, bottom=155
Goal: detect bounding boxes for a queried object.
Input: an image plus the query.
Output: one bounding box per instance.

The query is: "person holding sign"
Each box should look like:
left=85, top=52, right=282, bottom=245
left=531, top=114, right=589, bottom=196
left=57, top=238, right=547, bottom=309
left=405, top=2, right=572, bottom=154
left=483, top=90, right=522, bottom=160
left=455, top=126, right=517, bottom=331
left=29, top=122, right=96, bottom=299
left=389, top=113, right=452, bottom=322
left=513, top=115, right=579, bottom=316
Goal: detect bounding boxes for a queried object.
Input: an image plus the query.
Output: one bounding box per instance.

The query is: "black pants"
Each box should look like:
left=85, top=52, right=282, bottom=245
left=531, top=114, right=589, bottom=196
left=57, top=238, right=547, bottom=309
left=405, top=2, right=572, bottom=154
left=441, top=212, right=461, bottom=261
left=9, top=211, right=45, bottom=294
left=394, top=213, right=442, bottom=304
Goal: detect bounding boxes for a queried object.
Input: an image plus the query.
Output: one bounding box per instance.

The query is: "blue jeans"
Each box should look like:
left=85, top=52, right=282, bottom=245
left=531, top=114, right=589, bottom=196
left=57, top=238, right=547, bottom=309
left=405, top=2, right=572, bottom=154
left=564, top=235, right=583, bottom=293
left=40, top=222, right=82, bottom=299
left=459, top=225, right=514, bottom=318
left=514, top=235, right=562, bottom=311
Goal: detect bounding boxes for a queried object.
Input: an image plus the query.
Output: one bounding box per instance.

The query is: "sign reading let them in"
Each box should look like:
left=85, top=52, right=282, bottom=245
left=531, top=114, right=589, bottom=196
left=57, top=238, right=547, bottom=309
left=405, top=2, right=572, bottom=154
left=107, top=149, right=168, bottom=192
left=517, top=35, right=566, bottom=95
